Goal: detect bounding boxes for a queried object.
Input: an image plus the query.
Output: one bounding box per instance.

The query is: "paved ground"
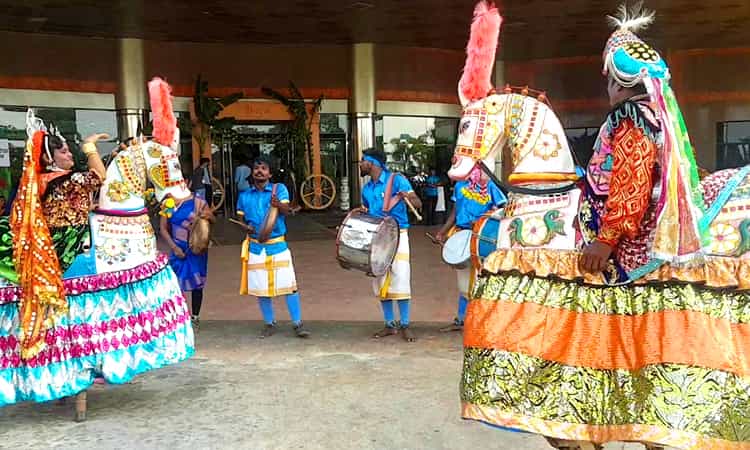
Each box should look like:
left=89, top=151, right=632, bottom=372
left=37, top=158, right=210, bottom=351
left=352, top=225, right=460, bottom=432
left=2, top=323, right=644, bottom=450
left=1, top=215, right=652, bottom=449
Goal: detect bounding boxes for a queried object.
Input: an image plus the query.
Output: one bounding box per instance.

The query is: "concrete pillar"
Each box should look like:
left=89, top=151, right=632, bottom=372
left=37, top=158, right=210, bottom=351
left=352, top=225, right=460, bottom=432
left=349, top=43, right=377, bottom=207
left=115, top=38, right=148, bottom=142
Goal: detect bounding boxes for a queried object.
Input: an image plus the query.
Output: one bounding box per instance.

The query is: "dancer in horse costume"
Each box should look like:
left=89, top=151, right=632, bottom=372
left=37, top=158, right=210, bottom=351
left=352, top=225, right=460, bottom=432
left=452, top=2, right=750, bottom=449
left=0, top=78, right=194, bottom=418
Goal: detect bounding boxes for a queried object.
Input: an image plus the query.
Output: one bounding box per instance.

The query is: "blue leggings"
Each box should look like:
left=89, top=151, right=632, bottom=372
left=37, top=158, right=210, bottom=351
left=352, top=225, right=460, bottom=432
left=381, top=299, right=410, bottom=327
left=257, top=292, right=302, bottom=326
left=457, top=295, right=468, bottom=322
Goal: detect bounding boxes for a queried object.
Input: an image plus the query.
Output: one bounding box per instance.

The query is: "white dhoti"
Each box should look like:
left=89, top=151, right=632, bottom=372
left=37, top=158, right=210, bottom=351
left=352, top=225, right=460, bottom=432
left=457, top=267, right=471, bottom=297
left=240, top=239, right=298, bottom=297
left=373, top=229, right=411, bottom=300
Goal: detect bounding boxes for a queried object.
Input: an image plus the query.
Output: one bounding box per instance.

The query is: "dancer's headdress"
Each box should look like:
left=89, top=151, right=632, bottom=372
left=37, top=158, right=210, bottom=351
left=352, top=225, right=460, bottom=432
left=603, top=3, right=707, bottom=265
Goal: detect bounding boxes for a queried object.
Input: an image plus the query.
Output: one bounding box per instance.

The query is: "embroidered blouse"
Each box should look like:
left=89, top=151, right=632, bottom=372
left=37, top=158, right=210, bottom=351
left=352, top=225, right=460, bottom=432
left=43, top=171, right=102, bottom=228
left=587, top=100, right=660, bottom=247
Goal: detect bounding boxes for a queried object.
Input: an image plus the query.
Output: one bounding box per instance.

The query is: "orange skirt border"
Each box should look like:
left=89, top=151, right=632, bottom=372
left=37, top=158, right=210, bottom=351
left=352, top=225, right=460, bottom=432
left=464, top=299, right=750, bottom=376
left=462, top=402, right=750, bottom=450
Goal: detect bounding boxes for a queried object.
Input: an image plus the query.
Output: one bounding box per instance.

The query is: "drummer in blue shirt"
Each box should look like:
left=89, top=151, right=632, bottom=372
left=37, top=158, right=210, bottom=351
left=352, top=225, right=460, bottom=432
left=236, top=156, right=310, bottom=339
left=359, top=148, right=422, bottom=342
left=435, top=169, right=506, bottom=332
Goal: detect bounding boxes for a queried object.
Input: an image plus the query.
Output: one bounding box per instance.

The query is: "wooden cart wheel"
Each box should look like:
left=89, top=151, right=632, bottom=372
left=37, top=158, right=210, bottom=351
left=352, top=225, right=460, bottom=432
left=300, top=174, right=336, bottom=210
left=209, top=176, right=225, bottom=212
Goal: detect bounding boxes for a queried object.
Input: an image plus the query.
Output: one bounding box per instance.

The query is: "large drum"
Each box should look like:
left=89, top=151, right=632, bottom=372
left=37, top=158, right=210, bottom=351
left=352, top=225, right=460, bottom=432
left=336, top=210, right=400, bottom=277
left=442, top=229, right=472, bottom=269
left=471, top=214, right=501, bottom=260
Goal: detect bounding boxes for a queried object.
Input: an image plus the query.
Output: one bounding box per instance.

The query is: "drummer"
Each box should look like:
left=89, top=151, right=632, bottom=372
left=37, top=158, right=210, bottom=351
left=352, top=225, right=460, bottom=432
left=434, top=168, right=505, bottom=332
left=359, top=148, right=422, bottom=342
left=235, top=156, right=311, bottom=339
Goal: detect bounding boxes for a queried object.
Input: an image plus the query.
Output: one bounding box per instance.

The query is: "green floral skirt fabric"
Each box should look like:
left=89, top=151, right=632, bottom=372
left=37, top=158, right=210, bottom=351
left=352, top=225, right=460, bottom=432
left=0, top=216, right=89, bottom=283
left=461, top=271, right=750, bottom=449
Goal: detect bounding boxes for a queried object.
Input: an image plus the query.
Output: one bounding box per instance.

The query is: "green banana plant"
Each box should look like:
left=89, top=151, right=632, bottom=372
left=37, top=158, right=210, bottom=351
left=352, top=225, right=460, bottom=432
left=261, top=81, right=323, bottom=183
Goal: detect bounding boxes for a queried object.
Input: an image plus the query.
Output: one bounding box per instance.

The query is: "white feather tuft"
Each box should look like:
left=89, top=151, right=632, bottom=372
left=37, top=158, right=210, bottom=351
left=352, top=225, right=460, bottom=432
left=607, top=2, right=655, bottom=32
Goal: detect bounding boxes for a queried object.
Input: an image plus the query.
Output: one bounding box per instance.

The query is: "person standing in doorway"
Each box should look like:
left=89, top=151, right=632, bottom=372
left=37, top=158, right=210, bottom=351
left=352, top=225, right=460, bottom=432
left=234, top=157, right=251, bottom=194
left=190, top=157, right=212, bottom=203
left=423, top=167, right=441, bottom=226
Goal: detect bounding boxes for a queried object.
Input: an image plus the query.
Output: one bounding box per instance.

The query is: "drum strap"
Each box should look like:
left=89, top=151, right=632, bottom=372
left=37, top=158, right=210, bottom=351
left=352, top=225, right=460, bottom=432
left=382, top=173, right=398, bottom=213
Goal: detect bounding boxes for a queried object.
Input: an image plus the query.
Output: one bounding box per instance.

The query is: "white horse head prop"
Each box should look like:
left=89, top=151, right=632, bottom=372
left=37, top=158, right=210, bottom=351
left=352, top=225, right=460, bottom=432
left=88, top=77, right=190, bottom=274
left=448, top=2, right=578, bottom=187
left=451, top=90, right=579, bottom=187
left=98, top=140, right=190, bottom=213
left=98, top=77, right=189, bottom=213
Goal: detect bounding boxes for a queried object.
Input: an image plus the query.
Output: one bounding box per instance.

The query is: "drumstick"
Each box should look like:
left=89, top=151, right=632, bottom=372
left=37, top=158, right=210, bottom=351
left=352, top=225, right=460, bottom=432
left=403, top=196, right=423, bottom=222
left=425, top=232, right=443, bottom=246
left=228, top=218, right=246, bottom=227
left=229, top=218, right=254, bottom=232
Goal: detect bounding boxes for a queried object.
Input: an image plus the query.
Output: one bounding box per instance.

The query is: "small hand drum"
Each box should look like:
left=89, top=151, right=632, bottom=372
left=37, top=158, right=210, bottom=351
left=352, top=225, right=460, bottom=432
left=442, top=229, right=472, bottom=270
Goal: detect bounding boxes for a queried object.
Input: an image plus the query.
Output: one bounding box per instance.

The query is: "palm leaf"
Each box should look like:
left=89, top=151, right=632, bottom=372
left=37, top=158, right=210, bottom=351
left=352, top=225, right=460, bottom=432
left=217, top=92, right=243, bottom=107
left=288, top=81, right=304, bottom=101
left=261, top=86, right=292, bottom=106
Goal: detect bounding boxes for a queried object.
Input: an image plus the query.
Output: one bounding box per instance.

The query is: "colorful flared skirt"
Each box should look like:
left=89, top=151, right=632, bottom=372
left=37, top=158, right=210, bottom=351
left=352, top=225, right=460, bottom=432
left=0, top=254, right=194, bottom=406
left=461, top=271, right=750, bottom=450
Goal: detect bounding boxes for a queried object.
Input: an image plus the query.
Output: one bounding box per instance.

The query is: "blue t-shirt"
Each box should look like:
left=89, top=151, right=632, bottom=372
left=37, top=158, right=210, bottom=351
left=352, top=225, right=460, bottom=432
left=236, top=182, right=290, bottom=255
left=425, top=175, right=440, bottom=197
left=451, top=180, right=506, bottom=229
left=362, top=171, right=414, bottom=229
left=234, top=164, right=251, bottom=192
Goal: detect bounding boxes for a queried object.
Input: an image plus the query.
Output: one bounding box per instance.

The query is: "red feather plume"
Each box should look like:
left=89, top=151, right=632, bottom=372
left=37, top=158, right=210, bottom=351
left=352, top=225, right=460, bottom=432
left=148, top=77, right=176, bottom=146
left=459, top=1, right=503, bottom=103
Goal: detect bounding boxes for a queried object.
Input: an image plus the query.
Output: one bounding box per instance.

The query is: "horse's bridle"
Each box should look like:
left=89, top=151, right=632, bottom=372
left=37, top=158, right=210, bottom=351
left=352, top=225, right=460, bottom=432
left=479, top=161, right=578, bottom=195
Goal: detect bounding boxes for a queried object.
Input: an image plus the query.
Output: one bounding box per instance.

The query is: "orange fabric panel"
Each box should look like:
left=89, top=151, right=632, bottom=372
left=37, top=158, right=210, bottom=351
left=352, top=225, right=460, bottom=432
left=463, top=299, right=750, bottom=376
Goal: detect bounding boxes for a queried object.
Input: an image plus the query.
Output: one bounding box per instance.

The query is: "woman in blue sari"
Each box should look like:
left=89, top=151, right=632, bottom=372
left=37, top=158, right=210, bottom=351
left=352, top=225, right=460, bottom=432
left=160, top=193, right=214, bottom=331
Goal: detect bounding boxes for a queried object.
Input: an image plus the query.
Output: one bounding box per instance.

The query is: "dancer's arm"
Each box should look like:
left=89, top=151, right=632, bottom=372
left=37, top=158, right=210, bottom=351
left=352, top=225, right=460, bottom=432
left=160, top=215, right=185, bottom=259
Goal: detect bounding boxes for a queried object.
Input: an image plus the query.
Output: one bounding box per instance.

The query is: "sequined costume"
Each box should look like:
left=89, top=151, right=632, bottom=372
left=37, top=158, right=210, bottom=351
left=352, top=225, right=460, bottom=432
left=578, top=98, right=662, bottom=282
left=457, top=4, right=750, bottom=449
left=0, top=169, right=101, bottom=282
left=1, top=83, right=193, bottom=408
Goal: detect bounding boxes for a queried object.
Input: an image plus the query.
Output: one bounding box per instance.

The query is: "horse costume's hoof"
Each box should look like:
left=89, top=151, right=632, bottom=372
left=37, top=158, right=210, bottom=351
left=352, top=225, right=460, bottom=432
left=74, top=391, right=87, bottom=422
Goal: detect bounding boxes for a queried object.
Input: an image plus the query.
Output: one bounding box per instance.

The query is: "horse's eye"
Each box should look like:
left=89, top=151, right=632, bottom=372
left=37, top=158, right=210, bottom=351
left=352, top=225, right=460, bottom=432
left=460, top=121, right=471, bottom=134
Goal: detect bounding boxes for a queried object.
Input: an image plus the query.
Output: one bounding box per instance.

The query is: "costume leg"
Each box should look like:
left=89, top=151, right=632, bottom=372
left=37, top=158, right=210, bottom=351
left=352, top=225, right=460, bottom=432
left=398, top=299, right=416, bottom=342
left=381, top=300, right=396, bottom=327
left=258, top=296, right=275, bottom=324
left=457, top=295, right=468, bottom=323
left=285, top=291, right=302, bottom=326
left=192, top=289, right=204, bottom=316
left=373, top=300, right=399, bottom=338
left=285, top=291, right=310, bottom=337
left=397, top=299, right=410, bottom=326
